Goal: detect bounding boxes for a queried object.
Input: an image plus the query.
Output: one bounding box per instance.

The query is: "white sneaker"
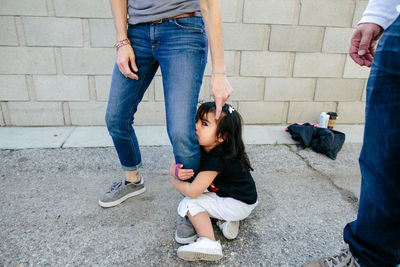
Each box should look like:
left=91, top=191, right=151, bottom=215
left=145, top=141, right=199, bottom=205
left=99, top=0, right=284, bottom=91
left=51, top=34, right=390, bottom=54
left=177, top=237, right=223, bottom=261
left=216, top=220, right=239, bottom=239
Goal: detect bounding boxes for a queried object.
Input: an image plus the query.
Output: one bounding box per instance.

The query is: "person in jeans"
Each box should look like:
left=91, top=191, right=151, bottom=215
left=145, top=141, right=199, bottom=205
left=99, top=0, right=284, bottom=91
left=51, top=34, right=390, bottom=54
left=303, top=0, right=400, bottom=266
left=99, top=0, right=232, bottom=232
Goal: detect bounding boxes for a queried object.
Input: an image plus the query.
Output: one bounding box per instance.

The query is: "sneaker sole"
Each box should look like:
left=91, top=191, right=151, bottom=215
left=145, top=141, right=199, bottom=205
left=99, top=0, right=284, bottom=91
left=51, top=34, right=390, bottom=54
left=177, top=250, right=222, bottom=261
left=217, top=221, right=239, bottom=240
left=98, top=187, right=146, bottom=208
left=223, top=221, right=239, bottom=239
left=174, top=231, right=198, bottom=244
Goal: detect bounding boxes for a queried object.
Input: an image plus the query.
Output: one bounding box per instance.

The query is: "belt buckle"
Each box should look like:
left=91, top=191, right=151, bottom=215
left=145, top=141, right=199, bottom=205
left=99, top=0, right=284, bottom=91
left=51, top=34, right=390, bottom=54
left=153, top=19, right=163, bottom=24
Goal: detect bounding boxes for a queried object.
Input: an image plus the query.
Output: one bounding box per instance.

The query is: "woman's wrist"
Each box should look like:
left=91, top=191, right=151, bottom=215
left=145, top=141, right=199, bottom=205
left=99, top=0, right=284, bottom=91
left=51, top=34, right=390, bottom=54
left=114, top=38, right=131, bottom=51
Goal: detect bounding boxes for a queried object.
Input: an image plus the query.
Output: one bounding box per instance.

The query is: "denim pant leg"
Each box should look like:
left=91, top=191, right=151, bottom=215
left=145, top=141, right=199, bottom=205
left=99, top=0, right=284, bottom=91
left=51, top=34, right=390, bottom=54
left=106, top=24, right=159, bottom=171
left=343, top=17, right=400, bottom=267
left=155, top=17, right=208, bottom=173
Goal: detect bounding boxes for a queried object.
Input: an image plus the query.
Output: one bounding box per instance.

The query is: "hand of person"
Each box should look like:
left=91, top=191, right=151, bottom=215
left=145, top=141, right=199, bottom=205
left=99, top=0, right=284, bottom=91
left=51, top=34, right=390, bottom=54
left=210, top=75, right=233, bottom=119
left=349, top=23, right=383, bottom=67
left=116, top=44, right=139, bottom=80
left=169, top=160, right=194, bottom=180
left=175, top=164, right=194, bottom=180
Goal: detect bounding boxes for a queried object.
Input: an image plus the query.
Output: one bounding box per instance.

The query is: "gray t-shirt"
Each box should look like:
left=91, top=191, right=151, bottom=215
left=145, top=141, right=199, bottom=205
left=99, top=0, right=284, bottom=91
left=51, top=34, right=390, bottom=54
left=128, top=0, right=200, bottom=25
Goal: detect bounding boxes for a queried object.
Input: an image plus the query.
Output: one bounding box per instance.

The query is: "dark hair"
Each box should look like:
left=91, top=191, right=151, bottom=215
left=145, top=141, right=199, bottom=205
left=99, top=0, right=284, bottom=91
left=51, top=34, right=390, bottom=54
left=196, top=101, right=253, bottom=171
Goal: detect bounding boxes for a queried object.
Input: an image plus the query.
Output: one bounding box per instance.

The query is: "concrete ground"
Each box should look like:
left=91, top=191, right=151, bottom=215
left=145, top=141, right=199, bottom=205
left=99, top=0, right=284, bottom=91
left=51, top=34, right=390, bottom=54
left=0, top=126, right=363, bottom=266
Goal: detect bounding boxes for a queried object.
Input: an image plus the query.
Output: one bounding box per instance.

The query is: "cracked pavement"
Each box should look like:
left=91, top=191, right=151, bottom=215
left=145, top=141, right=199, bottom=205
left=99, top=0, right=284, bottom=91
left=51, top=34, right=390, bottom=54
left=0, top=144, right=361, bottom=266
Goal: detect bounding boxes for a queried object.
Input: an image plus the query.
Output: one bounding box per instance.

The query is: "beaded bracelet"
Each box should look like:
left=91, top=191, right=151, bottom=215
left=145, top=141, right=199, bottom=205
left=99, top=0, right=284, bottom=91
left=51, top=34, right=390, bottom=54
left=114, top=39, right=131, bottom=51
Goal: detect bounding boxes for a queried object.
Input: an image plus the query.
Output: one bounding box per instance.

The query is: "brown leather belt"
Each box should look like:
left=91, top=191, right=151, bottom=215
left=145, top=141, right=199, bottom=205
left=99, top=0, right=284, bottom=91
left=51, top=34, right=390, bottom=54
left=151, top=12, right=202, bottom=23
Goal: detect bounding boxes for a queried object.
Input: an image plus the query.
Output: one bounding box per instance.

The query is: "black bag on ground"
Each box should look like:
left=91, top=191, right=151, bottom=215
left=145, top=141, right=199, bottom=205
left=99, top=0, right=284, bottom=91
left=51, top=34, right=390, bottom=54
left=287, top=123, right=346, bottom=160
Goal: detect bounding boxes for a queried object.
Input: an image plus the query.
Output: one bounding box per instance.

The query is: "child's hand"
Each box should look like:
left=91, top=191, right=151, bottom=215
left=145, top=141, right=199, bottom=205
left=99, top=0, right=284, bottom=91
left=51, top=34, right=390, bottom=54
left=176, top=164, right=194, bottom=180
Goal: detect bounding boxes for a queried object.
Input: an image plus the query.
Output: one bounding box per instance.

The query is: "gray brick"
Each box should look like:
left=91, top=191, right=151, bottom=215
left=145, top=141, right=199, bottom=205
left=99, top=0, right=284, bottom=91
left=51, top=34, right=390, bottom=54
left=343, top=55, right=370, bottom=78
left=61, top=48, right=115, bottom=75
left=33, top=75, right=90, bottom=101
left=293, top=53, right=345, bottom=78
left=7, top=102, right=64, bottom=126
left=353, top=1, right=369, bottom=27
left=0, top=0, right=47, bottom=16
left=54, top=0, right=112, bottom=18
left=69, top=102, right=107, bottom=125
left=0, top=47, right=56, bottom=74
left=221, top=0, right=242, bottom=22
left=94, top=76, right=111, bottom=101
left=362, top=81, right=367, bottom=101
left=223, top=23, right=268, bottom=51
left=155, top=76, right=164, bottom=101
left=0, top=75, right=29, bottom=100
left=0, top=16, right=18, bottom=45
left=23, top=17, right=83, bottom=47
left=337, top=102, right=365, bottom=123
left=322, top=28, right=354, bottom=53
left=229, top=77, right=264, bottom=101
left=264, top=78, right=315, bottom=101
left=199, top=77, right=210, bottom=101
left=314, top=78, right=364, bottom=101
left=239, top=101, right=288, bottom=124
left=243, top=0, right=299, bottom=25
left=269, top=26, right=324, bottom=52
left=0, top=105, right=4, bottom=126
left=134, top=101, right=166, bottom=125
left=241, top=51, right=293, bottom=77
left=204, top=51, right=236, bottom=76
left=299, top=0, right=355, bottom=27
left=89, top=19, right=115, bottom=47
left=288, top=102, right=336, bottom=124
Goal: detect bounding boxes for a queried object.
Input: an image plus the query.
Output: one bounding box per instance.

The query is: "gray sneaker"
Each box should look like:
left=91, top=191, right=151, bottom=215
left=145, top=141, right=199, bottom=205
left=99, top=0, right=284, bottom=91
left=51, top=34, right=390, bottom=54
left=98, top=177, right=146, bottom=208
left=302, top=249, right=360, bottom=267
left=175, top=216, right=198, bottom=244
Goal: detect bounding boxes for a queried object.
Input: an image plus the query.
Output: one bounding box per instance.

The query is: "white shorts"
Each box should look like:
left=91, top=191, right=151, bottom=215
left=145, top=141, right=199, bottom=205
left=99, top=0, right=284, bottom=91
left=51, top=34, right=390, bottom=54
left=177, top=192, right=257, bottom=221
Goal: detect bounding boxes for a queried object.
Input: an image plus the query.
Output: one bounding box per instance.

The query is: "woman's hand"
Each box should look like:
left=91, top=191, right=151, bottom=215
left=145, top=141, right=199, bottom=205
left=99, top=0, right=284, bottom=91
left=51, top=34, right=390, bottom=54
left=210, top=74, right=233, bottom=119
left=116, top=45, right=139, bottom=80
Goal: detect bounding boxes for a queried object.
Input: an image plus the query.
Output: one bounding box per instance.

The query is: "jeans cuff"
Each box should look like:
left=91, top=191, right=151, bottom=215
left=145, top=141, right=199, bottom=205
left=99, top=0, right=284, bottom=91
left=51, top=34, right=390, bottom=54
left=121, top=162, right=142, bottom=171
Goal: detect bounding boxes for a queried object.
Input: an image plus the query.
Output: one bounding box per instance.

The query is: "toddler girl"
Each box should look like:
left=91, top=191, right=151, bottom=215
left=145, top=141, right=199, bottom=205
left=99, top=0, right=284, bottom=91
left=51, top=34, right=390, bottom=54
left=170, top=101, right=258, bottom=261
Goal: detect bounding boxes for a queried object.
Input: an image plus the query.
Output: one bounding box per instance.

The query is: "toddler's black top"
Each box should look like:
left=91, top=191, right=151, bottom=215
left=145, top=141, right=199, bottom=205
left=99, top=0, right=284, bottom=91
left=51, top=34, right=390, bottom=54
left=198, top=145, right=257, bottom=205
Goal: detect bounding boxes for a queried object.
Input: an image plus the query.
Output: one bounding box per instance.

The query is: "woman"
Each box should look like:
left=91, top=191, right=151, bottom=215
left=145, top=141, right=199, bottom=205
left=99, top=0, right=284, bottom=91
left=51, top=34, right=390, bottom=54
left=99, top=0, right=233, bottom=213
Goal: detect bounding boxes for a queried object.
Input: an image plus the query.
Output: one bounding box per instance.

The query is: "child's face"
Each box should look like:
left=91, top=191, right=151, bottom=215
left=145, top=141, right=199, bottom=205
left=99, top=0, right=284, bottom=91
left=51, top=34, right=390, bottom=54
left=195, top=111, right=223, bottom=152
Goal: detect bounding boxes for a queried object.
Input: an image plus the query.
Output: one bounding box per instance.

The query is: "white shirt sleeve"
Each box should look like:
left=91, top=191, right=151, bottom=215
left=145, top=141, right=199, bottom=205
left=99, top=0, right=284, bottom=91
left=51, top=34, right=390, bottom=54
left=358, top=0, right=400, bottom=29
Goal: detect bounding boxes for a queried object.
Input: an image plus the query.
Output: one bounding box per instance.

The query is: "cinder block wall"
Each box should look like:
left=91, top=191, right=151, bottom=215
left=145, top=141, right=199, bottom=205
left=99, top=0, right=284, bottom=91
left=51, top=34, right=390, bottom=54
left=0, top=0, right=369, bottom=126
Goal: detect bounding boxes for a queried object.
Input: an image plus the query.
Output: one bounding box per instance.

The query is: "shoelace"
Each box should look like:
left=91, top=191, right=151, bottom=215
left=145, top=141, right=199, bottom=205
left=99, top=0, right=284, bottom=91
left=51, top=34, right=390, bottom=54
left=108, top=181, right=123, bottom=193
left=325, top=249, right=360, bottom=267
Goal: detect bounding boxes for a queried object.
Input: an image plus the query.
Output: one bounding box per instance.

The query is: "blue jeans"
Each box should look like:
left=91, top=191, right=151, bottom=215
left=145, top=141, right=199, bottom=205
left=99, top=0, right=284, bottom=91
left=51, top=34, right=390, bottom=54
left=343, top=16, right=400, bottom=267
left=105, top=17, right=208, bottom=172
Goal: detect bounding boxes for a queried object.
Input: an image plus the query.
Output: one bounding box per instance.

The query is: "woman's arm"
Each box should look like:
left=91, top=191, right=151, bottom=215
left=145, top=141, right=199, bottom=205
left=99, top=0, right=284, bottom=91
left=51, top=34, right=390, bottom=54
left=199, top=0, right=233, bottom=119
left=109, top=0, right=138, bottom=80
left=171, top=171, right=218, bottom=198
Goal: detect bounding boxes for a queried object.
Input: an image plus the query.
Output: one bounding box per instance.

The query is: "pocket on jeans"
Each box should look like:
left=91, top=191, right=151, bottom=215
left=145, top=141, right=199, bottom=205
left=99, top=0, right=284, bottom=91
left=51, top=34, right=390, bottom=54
left=173, top=18, right=204, bottom=33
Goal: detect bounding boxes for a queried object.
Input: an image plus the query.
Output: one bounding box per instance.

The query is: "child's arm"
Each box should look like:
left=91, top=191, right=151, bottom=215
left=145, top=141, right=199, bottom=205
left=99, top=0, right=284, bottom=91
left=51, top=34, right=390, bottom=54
left=171, top=171, right=218, bottom=199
